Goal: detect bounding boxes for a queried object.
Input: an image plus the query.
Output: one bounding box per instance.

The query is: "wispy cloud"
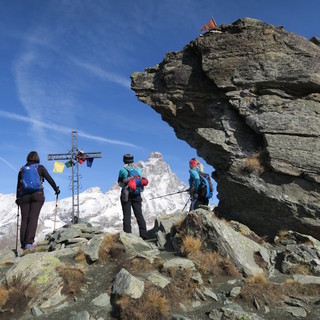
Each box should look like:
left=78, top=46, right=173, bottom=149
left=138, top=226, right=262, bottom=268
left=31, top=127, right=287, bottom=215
left=0, top=110, right=138, bottom=148
left=0, top=156, right=17, bottom=172
left=73, top=59, right=131, bottom=89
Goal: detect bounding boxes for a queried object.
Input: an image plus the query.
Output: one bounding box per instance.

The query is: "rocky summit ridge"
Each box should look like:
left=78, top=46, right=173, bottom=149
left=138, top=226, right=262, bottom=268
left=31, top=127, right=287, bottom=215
left=131, top=17, right=320, bottom=240
left=1, top=209, right=320, bottom=320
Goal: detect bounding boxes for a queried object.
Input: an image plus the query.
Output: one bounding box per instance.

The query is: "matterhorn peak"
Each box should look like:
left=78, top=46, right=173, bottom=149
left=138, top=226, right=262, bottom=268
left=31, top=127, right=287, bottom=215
left=148, top=151, right=163, bottom=159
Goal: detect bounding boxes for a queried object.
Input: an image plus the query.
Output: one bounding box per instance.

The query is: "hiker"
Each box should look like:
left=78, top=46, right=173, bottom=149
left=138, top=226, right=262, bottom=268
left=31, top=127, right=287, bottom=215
left=118, top=153, right=148, bottom=239
left=16, top=151, right=60, bottom=250
left=189, top=158, right=209, bottom=211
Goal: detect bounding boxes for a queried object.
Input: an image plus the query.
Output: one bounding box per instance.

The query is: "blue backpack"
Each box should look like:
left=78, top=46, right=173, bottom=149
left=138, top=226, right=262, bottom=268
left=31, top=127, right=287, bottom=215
left=20, top=163, right=42, bottom=196
left=198, top=171, right=213, bottom=199
left=125, top=166, right=143, bottom=195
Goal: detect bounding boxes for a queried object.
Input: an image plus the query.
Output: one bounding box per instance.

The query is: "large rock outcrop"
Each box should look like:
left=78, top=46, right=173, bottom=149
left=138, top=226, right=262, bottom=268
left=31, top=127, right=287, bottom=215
left=131, top=18, right=320, bottom=240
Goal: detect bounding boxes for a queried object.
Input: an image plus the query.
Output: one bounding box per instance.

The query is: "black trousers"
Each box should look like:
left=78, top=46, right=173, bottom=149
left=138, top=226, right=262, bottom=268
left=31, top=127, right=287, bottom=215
left=189, top=196, right=209, bottom=211
left=120, top=194, right=147, bottom=239
left=19, top=190, right=45, bottom=248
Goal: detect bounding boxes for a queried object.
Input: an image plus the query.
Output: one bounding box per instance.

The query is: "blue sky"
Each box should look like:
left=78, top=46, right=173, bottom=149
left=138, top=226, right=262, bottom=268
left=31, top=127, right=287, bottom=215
left=0, top=0, right=319, bottom=204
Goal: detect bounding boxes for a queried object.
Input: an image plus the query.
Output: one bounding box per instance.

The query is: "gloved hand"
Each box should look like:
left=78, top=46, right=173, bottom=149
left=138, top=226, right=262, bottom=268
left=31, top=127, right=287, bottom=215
left=55, top=186, right=60, bottom=195
left=15, top=198, right=21, bottom=206
left=142, top=178, right=148, bottom=187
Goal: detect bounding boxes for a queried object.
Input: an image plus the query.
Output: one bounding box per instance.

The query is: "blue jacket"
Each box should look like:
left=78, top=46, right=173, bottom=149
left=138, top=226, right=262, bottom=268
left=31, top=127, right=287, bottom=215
left=189, top=167, right=200, bottom=191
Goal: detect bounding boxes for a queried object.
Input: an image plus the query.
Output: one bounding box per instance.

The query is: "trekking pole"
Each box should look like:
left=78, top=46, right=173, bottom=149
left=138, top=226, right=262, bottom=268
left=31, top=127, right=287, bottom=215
left=182, top=197, right=190, bottom=212
left=15, top=205, right=20, bottom=257
left=54, top=194, right=58, bottom=231
left=149, top=189, right=189, bottom=200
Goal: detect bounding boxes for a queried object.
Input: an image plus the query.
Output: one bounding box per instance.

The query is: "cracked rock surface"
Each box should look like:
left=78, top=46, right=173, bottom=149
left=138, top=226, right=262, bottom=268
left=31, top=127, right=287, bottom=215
left=131, top=17, right=320, bottom=240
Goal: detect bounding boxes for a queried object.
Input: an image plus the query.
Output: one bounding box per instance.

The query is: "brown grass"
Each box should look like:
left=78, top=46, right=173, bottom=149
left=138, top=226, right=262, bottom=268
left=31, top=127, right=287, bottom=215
left=287, top=264, right=312, bottom=275
left=282, top=279, right=320, bottom=297
left=74, top=247, right=88, bottom=265
left=56, top=264, right=86, bottom=294
left=116, top=285, right=170, bottom=320
left=274, top=230, right=289, bottom=244
left=162, top=267, right=198, bottom=305
left=0, top=275, right=38, bottom=317
left=180, top=235, right=202, bottom=257
left=238, top=273, right=282, bottom=307
left=239, top=275, right=320, bottom=309
left=0, top=286, right=9, bottom=308
left=128, top=257, right=163, bottom=274
left=243, top=151, right=265, bottom=174
left=99, top=233, right=125, bottom=263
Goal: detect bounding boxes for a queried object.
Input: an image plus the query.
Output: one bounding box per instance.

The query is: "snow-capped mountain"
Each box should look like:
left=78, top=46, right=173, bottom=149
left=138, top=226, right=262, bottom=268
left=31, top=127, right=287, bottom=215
left=0, top=152, right=189, bottom=250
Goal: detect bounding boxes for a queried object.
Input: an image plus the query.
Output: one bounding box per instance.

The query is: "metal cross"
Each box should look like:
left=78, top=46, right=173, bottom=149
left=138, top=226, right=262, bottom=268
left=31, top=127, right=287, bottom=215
left=48, top=130, right=102, bottom=223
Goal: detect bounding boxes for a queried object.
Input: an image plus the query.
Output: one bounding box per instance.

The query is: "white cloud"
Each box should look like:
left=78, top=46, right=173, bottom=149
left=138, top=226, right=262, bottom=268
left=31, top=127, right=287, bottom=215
left=73, top=59, right=131, bottom=89
left=0, top=156, right=17, bottom=172
left=0, top=110, right=138, bottom=148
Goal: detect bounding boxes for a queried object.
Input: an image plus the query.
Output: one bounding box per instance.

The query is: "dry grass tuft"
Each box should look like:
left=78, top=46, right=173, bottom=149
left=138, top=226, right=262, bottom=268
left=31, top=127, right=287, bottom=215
left=162, top=267, right=198, bottom=305
left=128, top=257, right=163, bottom=274
left=74, top=247, right=88, bottom=265
left=282, top=279, right=320, bottom=296
left=1, top=275, right=38, bottom=316
left=247, top=273, right=268, bottom=285
left=116, top=285, right=169, bottom=320
left=287, top=264, right=312, bottom=275
left=243, top=151, right=265, bottom=174
left=99, top=233, right=125, bottom=263
left=219, top=256, right=241, bottom=277
left=238, top=273, right=282, bottom=307
left=0, top=286, right=9, bottom=308
left=180, top=235, right=202, bottom=257
left=274, top=230, right=289, bottom=244
left=56, top=264, right=86, bottom=294
left=194, top=251, right=219, bottom=275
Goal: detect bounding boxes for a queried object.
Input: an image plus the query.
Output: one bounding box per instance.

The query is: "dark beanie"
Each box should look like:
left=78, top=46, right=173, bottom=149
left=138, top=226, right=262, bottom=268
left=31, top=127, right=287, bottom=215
left=123, top=154, right=134, bottom=164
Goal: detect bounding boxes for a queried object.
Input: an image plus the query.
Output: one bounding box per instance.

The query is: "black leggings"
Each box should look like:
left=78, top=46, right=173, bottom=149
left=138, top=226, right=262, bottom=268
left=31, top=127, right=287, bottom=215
left=121, top=194, right=147, bottom=239
left=19, top=190, right=44, bottom=248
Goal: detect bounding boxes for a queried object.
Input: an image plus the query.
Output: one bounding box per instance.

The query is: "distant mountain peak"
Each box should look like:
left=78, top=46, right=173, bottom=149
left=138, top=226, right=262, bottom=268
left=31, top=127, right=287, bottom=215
left=148, top=151, right=163, bottom=159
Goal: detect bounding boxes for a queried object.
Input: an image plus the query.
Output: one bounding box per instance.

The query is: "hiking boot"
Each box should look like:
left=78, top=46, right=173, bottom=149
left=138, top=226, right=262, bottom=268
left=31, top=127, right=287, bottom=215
left=24, top=243, right=36, bottom=250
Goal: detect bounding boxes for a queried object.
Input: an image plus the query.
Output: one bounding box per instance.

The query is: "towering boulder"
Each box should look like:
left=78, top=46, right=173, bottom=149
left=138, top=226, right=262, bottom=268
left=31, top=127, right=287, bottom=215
left=131, top=18, right=320, bottom=239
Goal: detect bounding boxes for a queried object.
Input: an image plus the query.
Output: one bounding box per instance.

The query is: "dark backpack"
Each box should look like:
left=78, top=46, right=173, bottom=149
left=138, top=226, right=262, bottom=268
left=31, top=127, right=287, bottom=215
left=20, top=163, right=42, bottom=196
left=198, top=171, right=213, bottom=199
left=125, top=166, right=143, bottom=195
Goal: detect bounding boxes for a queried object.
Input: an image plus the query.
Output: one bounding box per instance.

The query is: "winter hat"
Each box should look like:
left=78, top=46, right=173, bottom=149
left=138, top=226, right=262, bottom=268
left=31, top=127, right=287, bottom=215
left=189, top=159, right=198, bottom=168
left=123, top=153, right=134, bottom=164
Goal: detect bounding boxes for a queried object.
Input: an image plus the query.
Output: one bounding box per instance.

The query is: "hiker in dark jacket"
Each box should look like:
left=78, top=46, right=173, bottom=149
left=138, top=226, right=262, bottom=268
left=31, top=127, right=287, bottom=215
left=118, top=153, right=148, bottom=239
left=189, top=158, right=209, bottom=211
left=16, top=151, right=60, bottom=250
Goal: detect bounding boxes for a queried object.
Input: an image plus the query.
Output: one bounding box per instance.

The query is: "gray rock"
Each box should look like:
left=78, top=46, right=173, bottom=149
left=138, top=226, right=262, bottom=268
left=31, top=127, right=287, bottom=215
left=31, top=306, right=43, bottom=317
left=3, top=252, right=66, bottom=308
left=131, top=17, right=320, bottom=240
left=181, top=210, right=270, bottom=276
left=112, top=268, right=144, bottom=299
left=204, top=287, right=219, bottom=301
left=0, top=249, right=16, bottom=264
left=285, top=306, right=307, bottom=318
left=69, top=310, right=90, bottom=320
left=229, top=286, right=241, bottom=297
left=91, top=293, right=111, bottom=309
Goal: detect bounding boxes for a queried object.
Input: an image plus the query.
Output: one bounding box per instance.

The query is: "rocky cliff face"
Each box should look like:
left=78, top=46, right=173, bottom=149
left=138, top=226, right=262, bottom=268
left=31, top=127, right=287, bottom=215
left=131, top=18, right=320, bottom=240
